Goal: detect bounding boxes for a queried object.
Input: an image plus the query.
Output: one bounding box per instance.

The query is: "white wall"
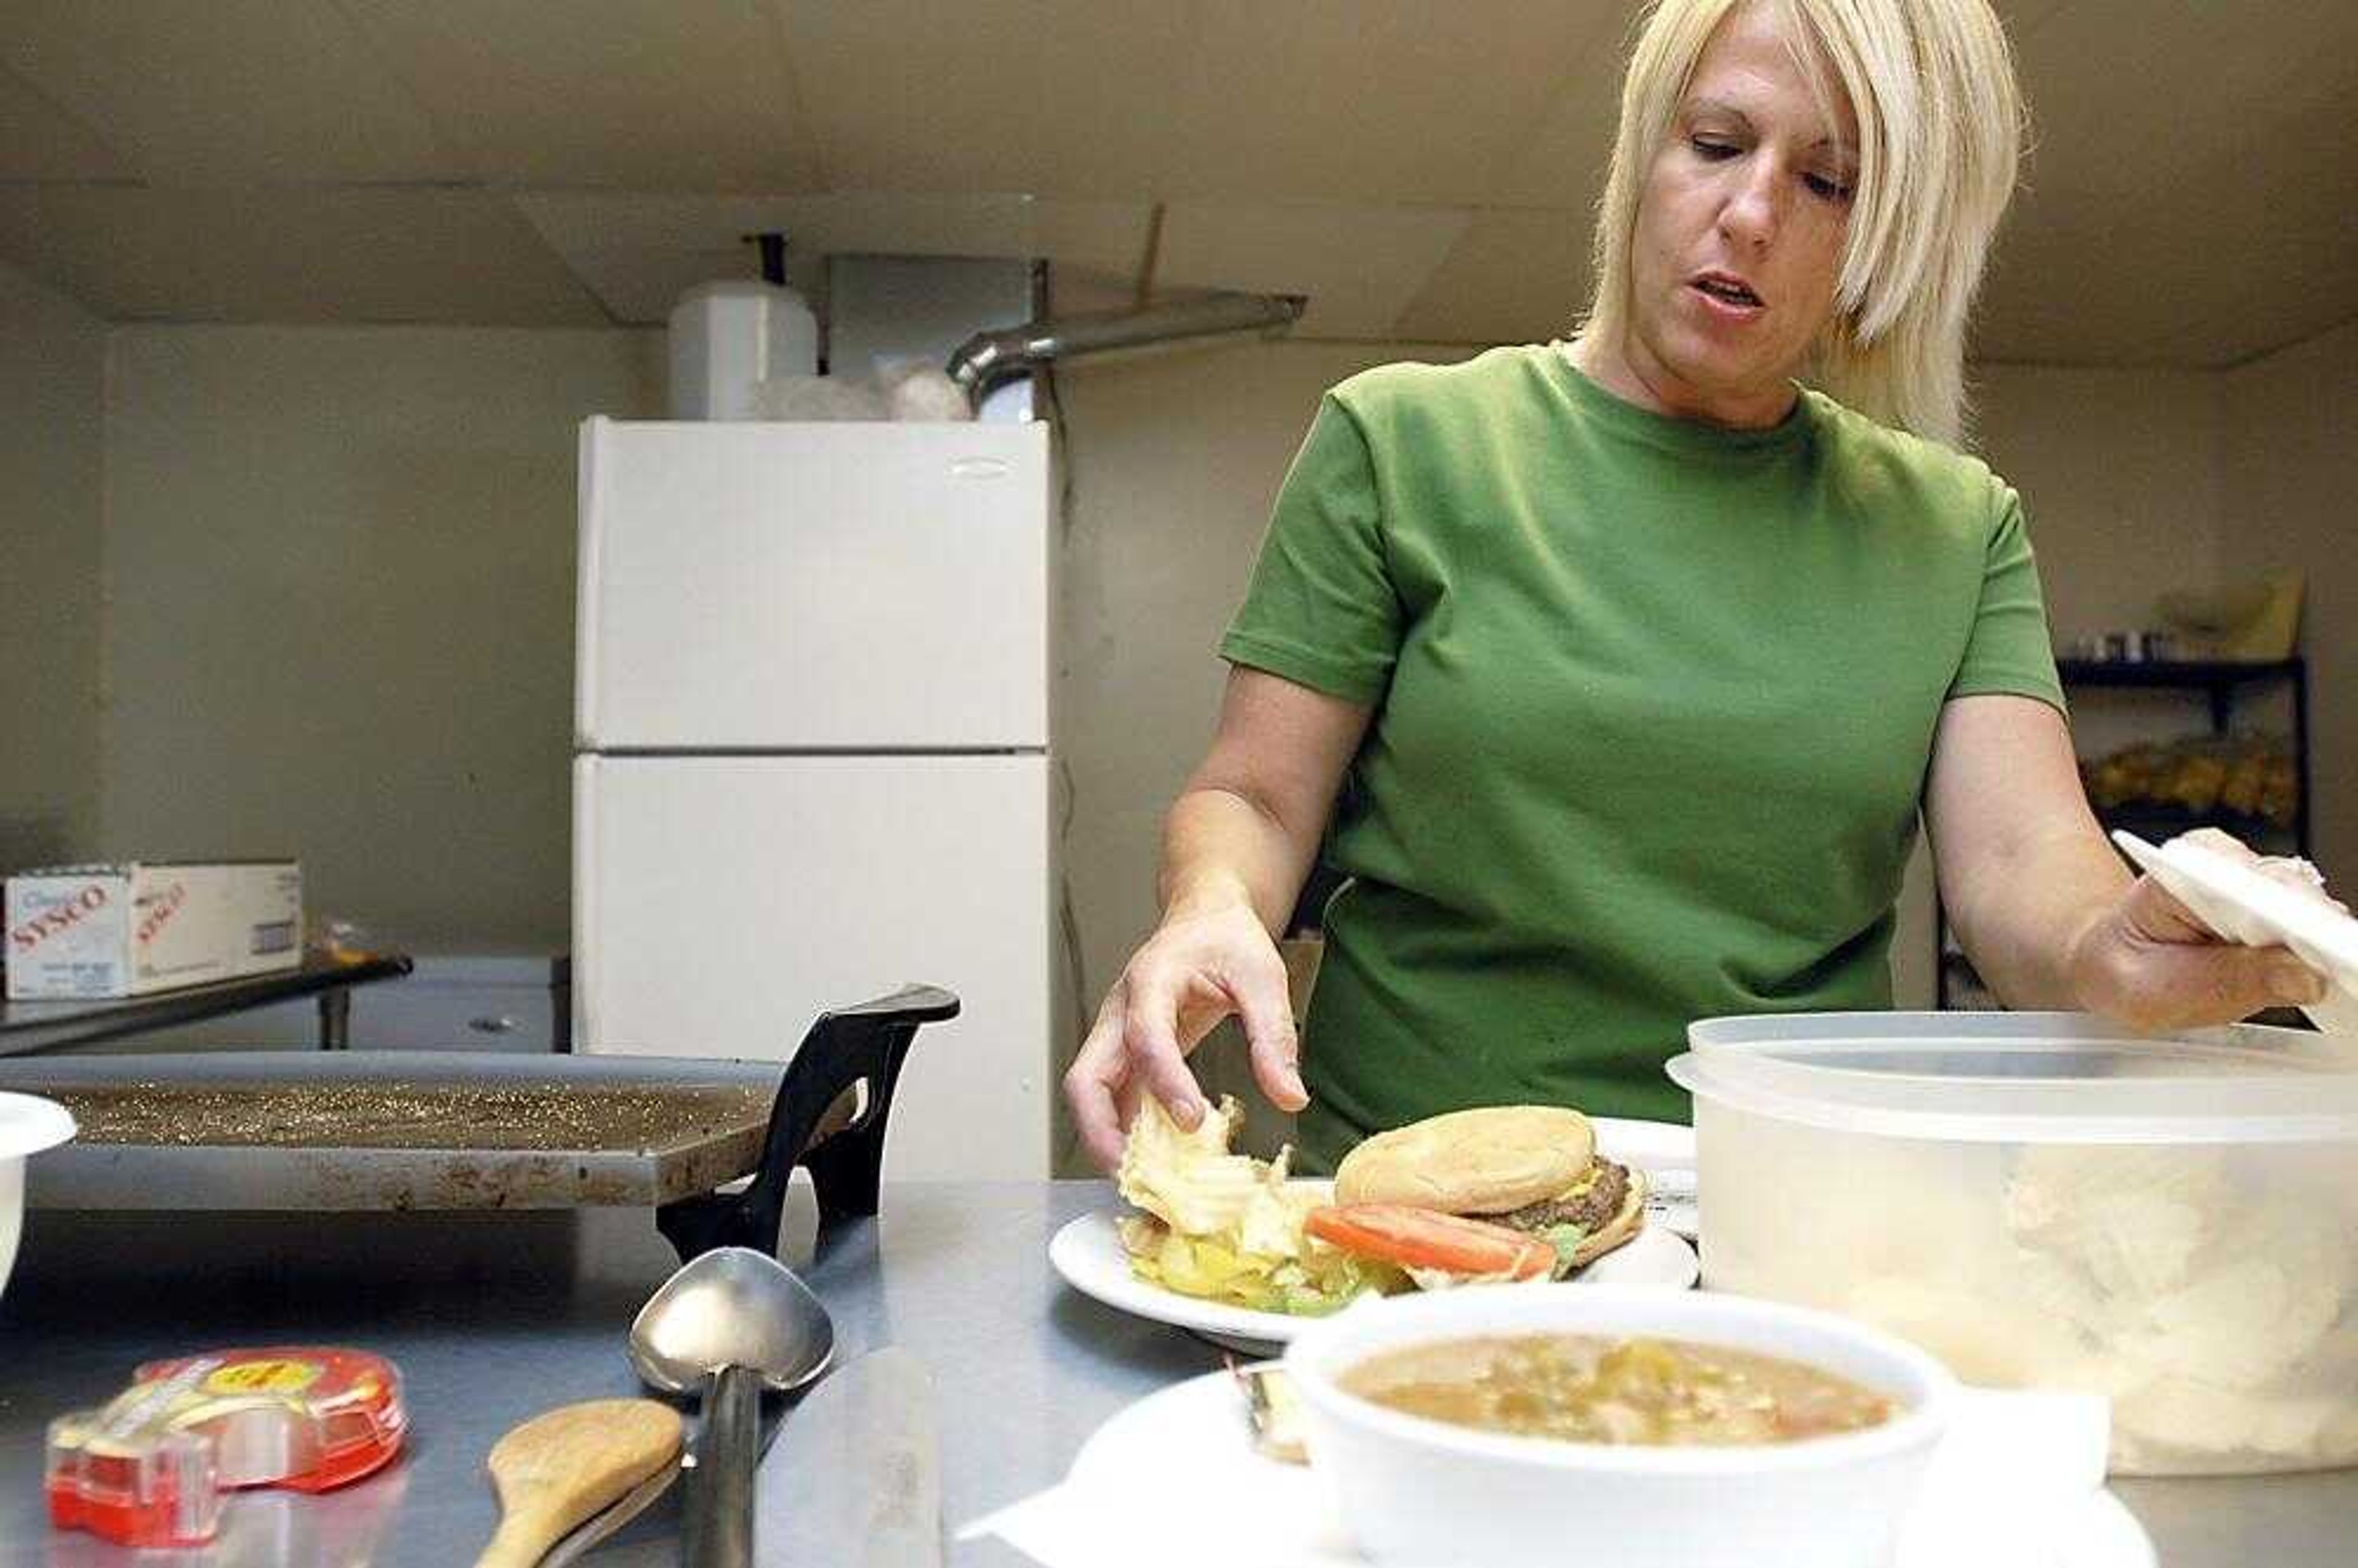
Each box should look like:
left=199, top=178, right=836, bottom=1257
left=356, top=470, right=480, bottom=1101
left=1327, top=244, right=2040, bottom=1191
left=0, top=262, right=107, bottom=874
left=1973, top=364, right=2233, bottom=764
left=2222, top=320, right=2358, bottom=885
left=101, top=325, right=664, bottom=951
left=1973, top=365, right=2225, bottom=648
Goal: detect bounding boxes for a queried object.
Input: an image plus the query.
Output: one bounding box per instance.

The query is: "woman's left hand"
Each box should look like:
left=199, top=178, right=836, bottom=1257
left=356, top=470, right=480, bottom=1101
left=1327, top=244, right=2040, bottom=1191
left=2068, top=828, right=2344, bottom=1030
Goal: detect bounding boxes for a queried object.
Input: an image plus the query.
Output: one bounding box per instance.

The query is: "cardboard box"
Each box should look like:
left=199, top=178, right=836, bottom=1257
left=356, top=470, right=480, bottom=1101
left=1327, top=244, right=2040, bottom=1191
left=4, top=861, right=303, bottom=1000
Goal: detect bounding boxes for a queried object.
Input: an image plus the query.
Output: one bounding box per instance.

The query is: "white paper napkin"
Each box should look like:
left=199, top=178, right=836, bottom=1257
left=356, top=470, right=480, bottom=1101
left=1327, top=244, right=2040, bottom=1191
left=1894, top=1389, right=2114, bottom=1568
left=962, top=1386, right=2115, bottom=1568
left=2114, top=828, right=2358, bottom=1035
left=968, top=1481, right=1333, bottom=1568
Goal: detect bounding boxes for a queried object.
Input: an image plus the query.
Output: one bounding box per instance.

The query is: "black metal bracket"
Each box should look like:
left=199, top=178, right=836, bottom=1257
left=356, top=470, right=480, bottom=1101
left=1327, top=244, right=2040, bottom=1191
left=656, top=983, right=960, bottom=1262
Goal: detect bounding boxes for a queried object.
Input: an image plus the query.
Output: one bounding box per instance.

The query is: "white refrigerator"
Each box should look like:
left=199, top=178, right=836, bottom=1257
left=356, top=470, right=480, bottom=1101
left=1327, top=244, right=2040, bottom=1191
left=572, top=416, right=1054, bottom=1180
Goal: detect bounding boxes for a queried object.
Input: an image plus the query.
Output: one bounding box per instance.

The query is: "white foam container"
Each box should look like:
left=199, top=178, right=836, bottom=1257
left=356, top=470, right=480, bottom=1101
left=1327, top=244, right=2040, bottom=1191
left=1669, top=1011, right=2358, bottom=1476
left=0, top=1092, right=74, bottom=1301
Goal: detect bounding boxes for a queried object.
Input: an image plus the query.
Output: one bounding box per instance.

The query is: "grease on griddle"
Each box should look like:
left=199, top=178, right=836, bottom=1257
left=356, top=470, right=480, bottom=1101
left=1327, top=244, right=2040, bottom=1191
left=42, top=1083, right=772, bottom=1154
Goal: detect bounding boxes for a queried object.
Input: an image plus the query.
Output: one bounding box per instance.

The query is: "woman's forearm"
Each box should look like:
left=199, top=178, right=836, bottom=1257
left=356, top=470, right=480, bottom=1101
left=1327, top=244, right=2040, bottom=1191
left=1158, top=784, right=1323, bottom=936
left=1947, top=818, right=2130, bottom=1009
left=1924, top=695, right=2134, bottom=1011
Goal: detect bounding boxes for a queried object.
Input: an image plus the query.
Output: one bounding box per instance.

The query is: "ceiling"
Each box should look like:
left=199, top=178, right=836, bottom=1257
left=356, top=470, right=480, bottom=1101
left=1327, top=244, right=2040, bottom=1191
left=0, top=0, right=2350, bottom=367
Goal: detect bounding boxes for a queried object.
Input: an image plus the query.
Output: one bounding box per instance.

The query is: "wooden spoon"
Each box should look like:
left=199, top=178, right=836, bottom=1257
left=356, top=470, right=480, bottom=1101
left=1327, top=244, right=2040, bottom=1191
left=477, top=1398, right=684, bottom=1568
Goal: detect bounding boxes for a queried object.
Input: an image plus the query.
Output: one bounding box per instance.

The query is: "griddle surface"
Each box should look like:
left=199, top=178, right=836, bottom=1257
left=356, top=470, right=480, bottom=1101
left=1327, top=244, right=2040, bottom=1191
left=47, top=1081, right=771, bottom=1154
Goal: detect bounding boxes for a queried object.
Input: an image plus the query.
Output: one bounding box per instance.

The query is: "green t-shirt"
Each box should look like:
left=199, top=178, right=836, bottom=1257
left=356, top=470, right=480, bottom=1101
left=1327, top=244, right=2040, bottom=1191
left=1221, top=344, right=2063, bottom=1169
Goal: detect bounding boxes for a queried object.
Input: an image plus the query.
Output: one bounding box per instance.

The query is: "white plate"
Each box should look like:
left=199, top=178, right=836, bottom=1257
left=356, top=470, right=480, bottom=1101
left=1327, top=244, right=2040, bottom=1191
left=1054, top=1372, right=2155, bottom=1568
left=1049, top=1190, right=1701, bottom=1356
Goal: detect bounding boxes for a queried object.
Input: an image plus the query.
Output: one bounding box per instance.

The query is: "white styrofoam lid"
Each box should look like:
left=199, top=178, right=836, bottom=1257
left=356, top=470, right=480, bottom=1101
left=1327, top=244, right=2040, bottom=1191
left=2112, top=830, right=2358, bottom=1036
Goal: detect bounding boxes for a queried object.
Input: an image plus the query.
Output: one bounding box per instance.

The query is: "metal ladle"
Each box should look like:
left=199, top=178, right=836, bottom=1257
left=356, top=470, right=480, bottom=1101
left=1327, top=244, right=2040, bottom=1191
left=629, top=1246, right=836, bottom=1568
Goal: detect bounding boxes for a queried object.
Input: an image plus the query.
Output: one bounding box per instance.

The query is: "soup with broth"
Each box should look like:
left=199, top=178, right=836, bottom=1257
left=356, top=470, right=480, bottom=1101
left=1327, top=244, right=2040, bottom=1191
left=1340, top=1334, right=1894, bottom=1446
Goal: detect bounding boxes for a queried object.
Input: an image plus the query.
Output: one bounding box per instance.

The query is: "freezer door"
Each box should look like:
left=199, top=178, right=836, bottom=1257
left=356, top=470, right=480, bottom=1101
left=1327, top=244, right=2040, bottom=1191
left=577, top=417, right=1049, bottom=750
left=574, top=754, right=1052, bottom=1181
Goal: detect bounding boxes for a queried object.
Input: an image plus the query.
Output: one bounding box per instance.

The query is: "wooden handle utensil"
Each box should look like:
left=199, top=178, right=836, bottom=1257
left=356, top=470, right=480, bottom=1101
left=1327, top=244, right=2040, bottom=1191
left=477, top=1398, right=683, bottom=1568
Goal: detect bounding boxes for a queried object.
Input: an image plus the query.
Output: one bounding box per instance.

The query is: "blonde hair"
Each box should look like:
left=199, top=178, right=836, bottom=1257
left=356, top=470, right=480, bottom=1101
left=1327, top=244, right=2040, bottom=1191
left=1578, top=0, right=2025, bottom=448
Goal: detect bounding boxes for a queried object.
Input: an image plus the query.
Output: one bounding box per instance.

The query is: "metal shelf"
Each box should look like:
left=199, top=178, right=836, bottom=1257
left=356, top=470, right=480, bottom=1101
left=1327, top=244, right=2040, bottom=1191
left=2055, top=655, right=2303, bottom=688
left=2088, top=804, right=2298, bottom=844
left=0, top=955, right=414, bottom=1055
left=2058, top=656, right=2306, bottom=739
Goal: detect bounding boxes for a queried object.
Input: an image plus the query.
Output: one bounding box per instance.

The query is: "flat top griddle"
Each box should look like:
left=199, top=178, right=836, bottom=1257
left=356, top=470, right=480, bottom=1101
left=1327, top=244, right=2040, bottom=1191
left=46, top=1076, right=772, bottom=1152
left=0, top=1052, right=784, bottom=1211
left=0, top=985, right=961, bottom=1263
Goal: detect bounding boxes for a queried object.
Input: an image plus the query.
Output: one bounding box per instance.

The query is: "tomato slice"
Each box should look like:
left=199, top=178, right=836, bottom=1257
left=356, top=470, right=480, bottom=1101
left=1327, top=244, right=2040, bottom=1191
left=1304, top=1203, right=1554, bottom=1282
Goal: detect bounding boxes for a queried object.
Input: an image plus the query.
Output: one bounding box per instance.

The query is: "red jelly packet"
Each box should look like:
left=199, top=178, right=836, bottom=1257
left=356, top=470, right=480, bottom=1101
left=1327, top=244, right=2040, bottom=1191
left=46, top=1346, right=406, bottom=1548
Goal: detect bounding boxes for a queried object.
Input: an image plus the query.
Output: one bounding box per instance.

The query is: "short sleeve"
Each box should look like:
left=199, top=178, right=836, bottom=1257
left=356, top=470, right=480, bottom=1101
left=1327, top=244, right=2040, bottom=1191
left=1948, top=484, right=2066, bottom=713
left=1219, top=394, right=1404, bottom=705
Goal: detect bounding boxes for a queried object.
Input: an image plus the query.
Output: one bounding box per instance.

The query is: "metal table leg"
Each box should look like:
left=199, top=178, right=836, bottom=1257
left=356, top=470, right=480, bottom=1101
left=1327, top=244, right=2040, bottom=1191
left=319, top=987, right=351, bottom=1050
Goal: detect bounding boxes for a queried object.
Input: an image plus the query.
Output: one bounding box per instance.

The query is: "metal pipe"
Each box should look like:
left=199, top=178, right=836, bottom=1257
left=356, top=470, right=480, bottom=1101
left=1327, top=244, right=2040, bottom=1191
left=749, top=231, right=788, bottom=286
left=946, top=292, right=1308, bottom=406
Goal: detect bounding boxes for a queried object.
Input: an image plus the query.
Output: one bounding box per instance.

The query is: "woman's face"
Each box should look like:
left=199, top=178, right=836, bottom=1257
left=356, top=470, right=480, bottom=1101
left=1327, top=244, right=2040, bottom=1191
left=1593, top=1, right=1859, bottom=429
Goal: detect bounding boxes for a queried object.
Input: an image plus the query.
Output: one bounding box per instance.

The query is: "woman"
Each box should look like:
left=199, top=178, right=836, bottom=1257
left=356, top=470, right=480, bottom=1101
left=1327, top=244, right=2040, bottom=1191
left=1067, top=0, right=2337, bottom=1172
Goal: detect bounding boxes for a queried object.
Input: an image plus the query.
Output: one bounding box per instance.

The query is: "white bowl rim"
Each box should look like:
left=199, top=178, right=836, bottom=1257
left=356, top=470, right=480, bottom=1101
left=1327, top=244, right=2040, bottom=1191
left=1282, top=1283, right=1955, bottom=1478
left=0, top=1092, right=77, bottom=1161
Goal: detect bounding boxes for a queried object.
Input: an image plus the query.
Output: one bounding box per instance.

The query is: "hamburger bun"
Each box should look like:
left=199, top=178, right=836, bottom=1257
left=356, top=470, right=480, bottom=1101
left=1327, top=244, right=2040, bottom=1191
left=1333, top=1105, right=1597, bottom=1216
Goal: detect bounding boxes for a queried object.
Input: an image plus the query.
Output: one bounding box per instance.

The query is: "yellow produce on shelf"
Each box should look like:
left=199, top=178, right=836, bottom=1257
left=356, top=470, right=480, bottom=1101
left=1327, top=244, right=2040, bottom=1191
left=2077, top=734, right=2298, bottom=829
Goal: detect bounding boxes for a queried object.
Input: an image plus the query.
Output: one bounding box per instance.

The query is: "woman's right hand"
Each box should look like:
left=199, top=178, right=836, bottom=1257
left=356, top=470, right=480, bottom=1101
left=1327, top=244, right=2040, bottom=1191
left=1069, top=665, right=1372, bottom=1172
left=1065, top=900, right=1310, bottom=1173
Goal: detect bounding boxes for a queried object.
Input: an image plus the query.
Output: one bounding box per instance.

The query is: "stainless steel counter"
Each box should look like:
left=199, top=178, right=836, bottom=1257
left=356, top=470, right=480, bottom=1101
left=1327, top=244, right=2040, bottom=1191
left=0, top=1182, right=2349, bottom=1564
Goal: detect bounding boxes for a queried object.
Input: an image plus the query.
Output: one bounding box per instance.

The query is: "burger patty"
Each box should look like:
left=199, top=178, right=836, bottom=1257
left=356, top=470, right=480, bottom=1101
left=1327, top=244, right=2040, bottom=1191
left=1495, top=1159, right=1630, bottom=1235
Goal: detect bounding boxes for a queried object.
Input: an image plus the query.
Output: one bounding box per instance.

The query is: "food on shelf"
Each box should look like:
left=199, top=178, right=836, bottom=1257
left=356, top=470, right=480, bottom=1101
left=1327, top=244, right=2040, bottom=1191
left=2079, top=734, right=2298, bottom=828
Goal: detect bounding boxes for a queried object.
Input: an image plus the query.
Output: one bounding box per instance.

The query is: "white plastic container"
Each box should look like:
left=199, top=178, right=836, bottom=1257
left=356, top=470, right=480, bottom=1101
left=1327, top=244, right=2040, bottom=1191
left=1669, top=1012, right=2358, bottom=1477
left=0, top=1092, right=74, bottom=1301
left=1283, top=1284, right=1953, bottom=1568
left=667, top=280, right=819, bottom=421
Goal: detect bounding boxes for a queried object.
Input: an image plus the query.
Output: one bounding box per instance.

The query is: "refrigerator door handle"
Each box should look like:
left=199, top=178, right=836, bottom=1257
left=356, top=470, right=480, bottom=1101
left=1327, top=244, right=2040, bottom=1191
left=571, top=758, right=598, bottom=1051
left=574, top=417, right=609, bottom=748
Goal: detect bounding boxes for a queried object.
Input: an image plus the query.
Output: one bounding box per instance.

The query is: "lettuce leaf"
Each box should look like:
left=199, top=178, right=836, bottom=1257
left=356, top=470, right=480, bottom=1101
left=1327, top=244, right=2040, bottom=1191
left=1543, top=1223, right=1591, bottom=1278
left=1122, top=1217, right=1405, bottom=1314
